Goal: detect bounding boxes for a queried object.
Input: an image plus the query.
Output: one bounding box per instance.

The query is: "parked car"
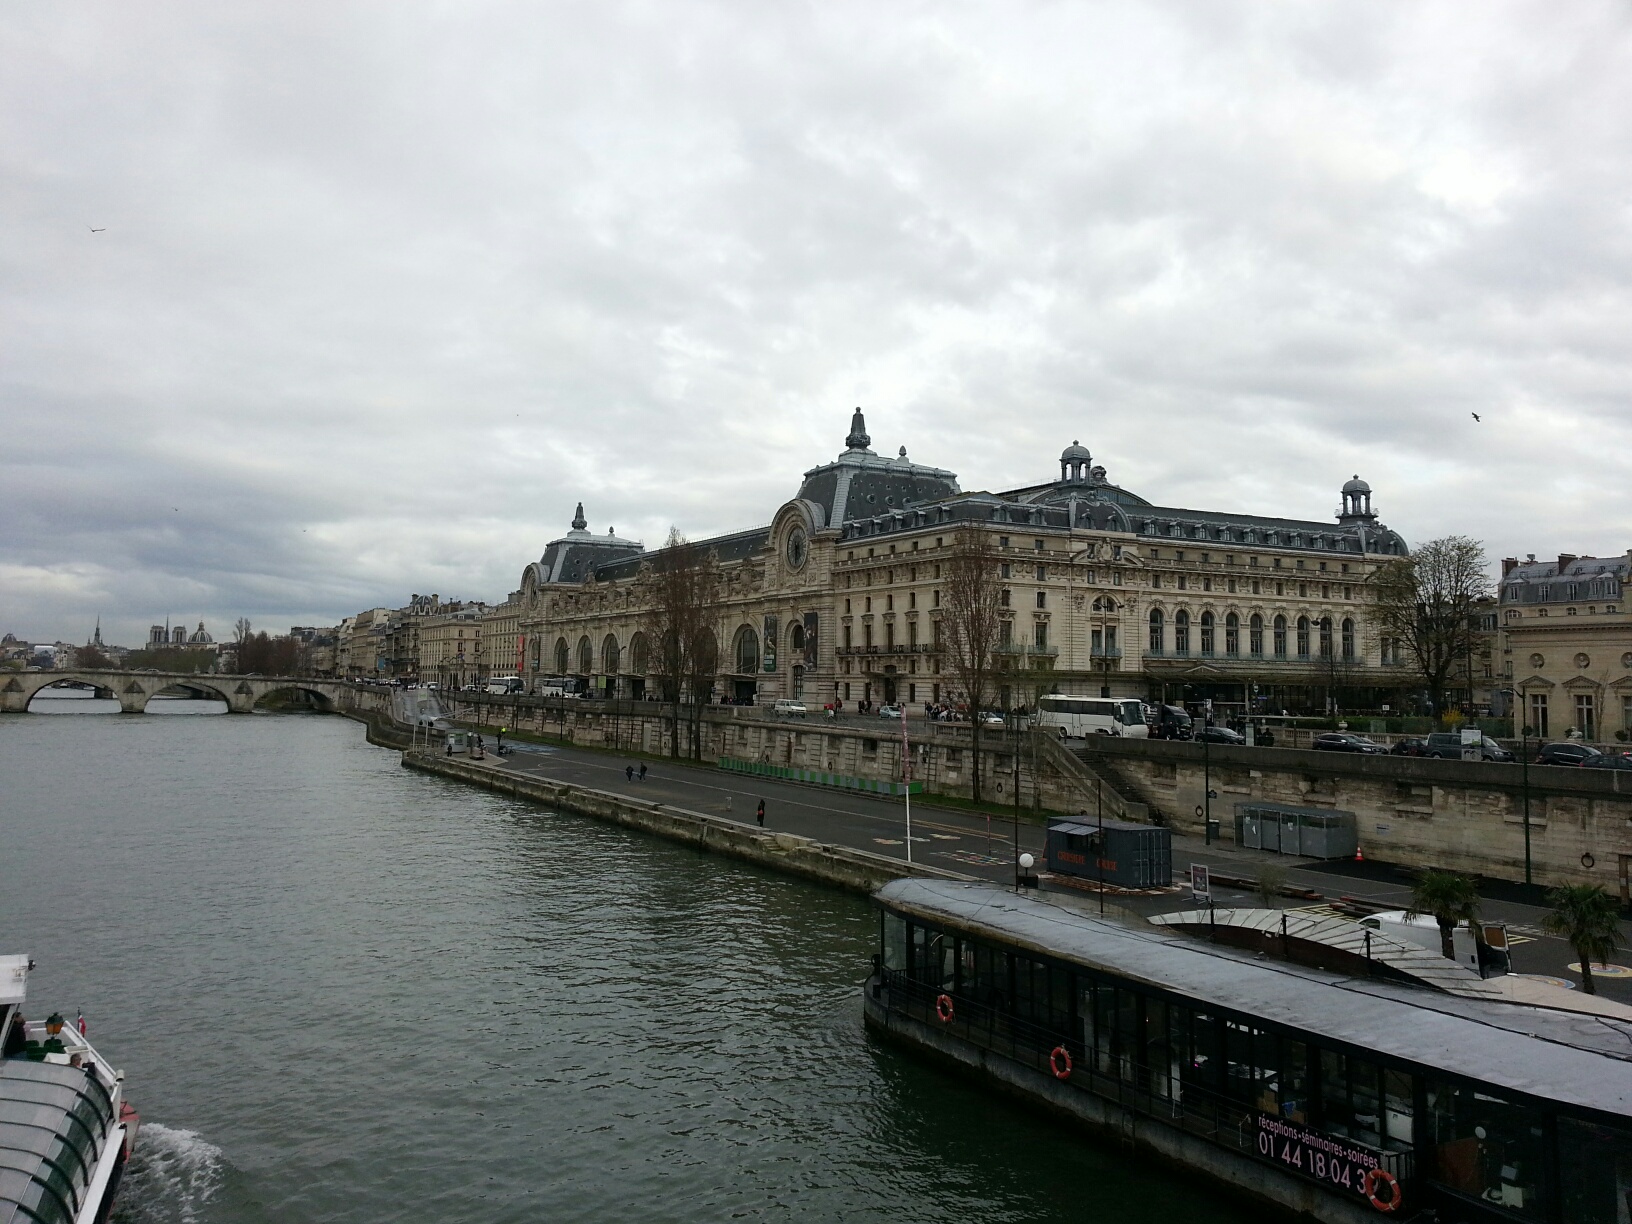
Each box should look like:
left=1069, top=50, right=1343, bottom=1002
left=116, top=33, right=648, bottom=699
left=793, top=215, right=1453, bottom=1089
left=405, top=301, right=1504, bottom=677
left=1423, top=732, right=1515, bottom=762
left=877, top=703, right=904, bottom=719
left=1536, top=742, right=1603, bottom=767
left=1195, top=726, right=1245, bottom=745
left=771, top=699, right=808, bottom=718
left=1312, top=732, right=1388, bottom=754
left=978, top=711, right=1006, bottom=726
left=1390, top=736, right=1429, bottom=757
left=1583, top=753, right=1632, bottom=771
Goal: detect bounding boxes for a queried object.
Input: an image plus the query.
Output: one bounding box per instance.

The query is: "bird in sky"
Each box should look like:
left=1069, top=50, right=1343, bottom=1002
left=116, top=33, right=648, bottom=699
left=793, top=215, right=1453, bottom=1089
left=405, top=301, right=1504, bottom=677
left=89, top=226, right=105, bottom=233
left=1471, top=413, right=1481, bottom=422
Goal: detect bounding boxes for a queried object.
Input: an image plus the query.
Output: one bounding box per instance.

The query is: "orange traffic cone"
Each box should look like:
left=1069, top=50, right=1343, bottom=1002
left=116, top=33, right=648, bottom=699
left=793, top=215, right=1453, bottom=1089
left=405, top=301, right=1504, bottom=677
left=1354, top=847, right=1365, bottom=863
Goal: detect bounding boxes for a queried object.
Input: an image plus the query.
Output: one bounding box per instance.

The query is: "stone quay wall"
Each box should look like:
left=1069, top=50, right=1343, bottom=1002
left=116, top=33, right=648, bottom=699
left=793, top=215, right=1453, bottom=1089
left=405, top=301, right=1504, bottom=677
left=1078, top=737, right=1632, bottom=889
left=401, top=749, right=972, bottom=897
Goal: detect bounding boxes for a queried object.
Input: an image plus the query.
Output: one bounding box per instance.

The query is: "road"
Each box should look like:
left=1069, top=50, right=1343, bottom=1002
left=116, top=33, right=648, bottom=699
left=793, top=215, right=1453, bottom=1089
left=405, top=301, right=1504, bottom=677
left=481, top=736, right=1632, bottom=1003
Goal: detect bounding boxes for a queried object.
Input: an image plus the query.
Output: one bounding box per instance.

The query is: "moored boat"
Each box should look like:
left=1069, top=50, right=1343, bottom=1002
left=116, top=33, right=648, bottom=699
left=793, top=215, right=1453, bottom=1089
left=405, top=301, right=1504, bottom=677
left=1, top=955, right=137, bottom=1224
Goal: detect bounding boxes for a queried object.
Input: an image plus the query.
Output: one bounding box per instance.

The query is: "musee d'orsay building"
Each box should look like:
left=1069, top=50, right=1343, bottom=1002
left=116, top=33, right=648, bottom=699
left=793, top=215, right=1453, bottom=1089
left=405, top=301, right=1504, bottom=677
left=507, top=410, right=1410, bottom=715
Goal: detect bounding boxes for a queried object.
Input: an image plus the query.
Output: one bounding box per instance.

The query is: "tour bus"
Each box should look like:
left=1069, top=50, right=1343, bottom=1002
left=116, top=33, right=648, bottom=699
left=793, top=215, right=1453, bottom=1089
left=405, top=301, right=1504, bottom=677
left=535, top=676, right=585, bottom=698
left=484, top=675, right=524, bottom=695
left=1034, top=694, right=1150, bottom=739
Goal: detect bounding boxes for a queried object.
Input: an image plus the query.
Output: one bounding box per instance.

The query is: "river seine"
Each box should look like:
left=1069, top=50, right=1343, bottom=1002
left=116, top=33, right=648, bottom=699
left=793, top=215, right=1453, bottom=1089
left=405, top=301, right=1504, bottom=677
left=2, top=699, right=1254, bottom=1223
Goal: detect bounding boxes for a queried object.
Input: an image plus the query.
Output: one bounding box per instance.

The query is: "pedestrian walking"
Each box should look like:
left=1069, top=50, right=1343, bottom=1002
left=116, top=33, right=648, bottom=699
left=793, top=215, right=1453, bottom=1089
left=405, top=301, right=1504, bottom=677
left=756, top=799, right=766, bottom=828
left=638, top=762, right=647, bottom=781
left=626, top=765, right=634, bottom=781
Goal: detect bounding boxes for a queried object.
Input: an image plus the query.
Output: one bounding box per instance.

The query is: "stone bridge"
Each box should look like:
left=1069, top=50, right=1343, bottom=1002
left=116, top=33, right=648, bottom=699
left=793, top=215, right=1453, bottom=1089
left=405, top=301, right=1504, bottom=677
left=1, top=670, right=354, bottom=714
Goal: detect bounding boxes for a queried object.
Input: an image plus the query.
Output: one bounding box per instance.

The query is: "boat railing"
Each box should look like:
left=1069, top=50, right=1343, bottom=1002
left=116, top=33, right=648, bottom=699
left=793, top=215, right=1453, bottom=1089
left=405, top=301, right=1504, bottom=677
left=20, top=1018, right=122, bottom=1103
left=876, top=970, right=1413, bottom=1183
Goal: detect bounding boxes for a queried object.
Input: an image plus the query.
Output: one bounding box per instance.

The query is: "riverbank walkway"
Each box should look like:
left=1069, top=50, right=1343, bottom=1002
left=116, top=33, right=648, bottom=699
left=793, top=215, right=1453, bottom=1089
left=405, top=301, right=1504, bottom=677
left=434, top=735, right=1632, bottom=1001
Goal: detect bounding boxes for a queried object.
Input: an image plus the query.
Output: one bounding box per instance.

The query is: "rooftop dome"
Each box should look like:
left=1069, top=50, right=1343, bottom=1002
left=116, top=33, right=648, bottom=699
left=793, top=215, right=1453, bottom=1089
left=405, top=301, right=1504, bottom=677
left=1342, top=475, right=1372, bottom=494
left=1061, top=440, right=1092, bottom=463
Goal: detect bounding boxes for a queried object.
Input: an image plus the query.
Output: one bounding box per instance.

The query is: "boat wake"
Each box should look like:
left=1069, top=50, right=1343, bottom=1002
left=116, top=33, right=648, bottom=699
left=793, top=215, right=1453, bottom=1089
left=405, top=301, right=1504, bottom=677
left=113, top=1122, right=224, bottom=1224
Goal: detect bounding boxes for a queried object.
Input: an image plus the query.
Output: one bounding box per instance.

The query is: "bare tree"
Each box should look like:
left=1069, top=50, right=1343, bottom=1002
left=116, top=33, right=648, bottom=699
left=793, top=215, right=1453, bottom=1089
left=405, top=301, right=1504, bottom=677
left=234, top=617, right=253, bottom=644
left=75, top=643, right=112, bottom=670
left=940, top=527, right=1005, bottom=802
left=640, top=529, right=721, bottom=760
left=1369, top=536, right=1490, bottom=719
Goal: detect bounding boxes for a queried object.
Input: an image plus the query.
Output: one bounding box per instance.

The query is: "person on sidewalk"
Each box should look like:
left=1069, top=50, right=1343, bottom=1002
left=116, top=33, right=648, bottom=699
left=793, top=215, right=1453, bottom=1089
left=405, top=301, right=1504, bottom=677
left=626, top=765, right=634, bottom=781
left=638, top=762, right=647, bottom=781
left=756, top=799, right=766, bottom=828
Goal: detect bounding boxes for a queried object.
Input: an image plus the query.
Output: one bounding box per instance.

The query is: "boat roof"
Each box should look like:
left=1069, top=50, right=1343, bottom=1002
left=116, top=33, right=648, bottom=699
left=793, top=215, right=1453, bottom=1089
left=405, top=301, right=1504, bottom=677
left=0, top=1060, right=117, bottom=1224
left=0, top=959, right=26, bottom=1009
left=876, top=879, right=1632, bottom=1120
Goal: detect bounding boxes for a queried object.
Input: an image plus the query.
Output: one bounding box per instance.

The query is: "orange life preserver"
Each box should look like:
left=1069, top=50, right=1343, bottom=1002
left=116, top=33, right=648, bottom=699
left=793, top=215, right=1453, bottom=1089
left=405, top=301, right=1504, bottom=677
left=1364, top=1167, right=1400, bottom=1213
left=1049, top=1045, right=1073, bottom=1080
left=935, top=994, right=954, bottom=1023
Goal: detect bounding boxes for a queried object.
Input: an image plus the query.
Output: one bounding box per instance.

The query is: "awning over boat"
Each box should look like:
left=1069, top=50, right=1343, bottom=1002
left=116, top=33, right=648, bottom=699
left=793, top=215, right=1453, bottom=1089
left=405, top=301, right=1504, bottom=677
left=0, top=1059, right=116, bottom=1224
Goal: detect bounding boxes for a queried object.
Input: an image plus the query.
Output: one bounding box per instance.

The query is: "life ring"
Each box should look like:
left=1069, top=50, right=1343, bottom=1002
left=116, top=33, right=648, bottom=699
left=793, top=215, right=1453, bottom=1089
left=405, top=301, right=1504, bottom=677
left=1364, top=1167, right=1400, bottom=1213
left=1049, top=1045, right=1073, bottom=1080
left=935, top=994, right=954, bottom=1023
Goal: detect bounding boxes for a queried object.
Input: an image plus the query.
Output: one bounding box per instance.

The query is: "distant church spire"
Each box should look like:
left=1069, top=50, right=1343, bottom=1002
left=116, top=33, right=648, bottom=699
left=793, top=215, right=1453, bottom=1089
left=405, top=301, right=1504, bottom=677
left=845, top=408, right=871, bottom=451
left=571, top=502, right=587, bottom=531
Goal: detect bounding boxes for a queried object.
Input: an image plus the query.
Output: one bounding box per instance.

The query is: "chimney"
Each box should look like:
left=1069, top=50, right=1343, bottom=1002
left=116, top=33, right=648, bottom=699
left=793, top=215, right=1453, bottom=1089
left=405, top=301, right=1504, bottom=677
left=1558, top=554, right=1577, bottom=575
left=1501, top=557, right=1519, bottom=577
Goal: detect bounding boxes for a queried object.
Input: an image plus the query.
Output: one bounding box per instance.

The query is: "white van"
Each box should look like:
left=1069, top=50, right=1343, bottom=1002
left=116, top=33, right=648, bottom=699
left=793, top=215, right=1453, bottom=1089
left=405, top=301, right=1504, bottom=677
left=772, top=699, right=807, bottom=718
left=1034, top=695, right=1149, bottom=739
left=1357, top=911, right=1509, bottom=977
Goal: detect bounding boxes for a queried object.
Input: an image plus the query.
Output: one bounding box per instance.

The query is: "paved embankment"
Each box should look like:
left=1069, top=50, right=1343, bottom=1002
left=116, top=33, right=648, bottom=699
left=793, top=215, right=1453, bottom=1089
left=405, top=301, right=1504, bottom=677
left=402, top=749, right=975, bottom=897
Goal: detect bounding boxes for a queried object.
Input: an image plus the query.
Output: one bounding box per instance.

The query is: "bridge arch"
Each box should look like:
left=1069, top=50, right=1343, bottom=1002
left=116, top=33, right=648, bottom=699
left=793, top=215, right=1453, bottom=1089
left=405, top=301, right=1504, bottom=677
left=17, top=675, right=120, bottom=712
left=252, top=685, right=336, bottom=713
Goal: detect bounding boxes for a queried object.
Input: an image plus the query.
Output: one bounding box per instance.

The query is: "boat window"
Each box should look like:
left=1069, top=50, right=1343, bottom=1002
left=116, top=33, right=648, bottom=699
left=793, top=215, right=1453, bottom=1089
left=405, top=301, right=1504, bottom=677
left=882, top=912, right=907, bottom=973
left=1282, top=1040, right=1310, bottom=1124
left=1559, top=1116, right=1632, bottom=1224
left=1426, top=1079, right=1546, bottom=1218
left=969, top=944, right=1007, bottom=1011
left=1321, top=1050, right=1384, bottom=1148
left=1143, top=996, right=1172, bottom=1097
left=1383, top=1069, right=1414, bottom=1153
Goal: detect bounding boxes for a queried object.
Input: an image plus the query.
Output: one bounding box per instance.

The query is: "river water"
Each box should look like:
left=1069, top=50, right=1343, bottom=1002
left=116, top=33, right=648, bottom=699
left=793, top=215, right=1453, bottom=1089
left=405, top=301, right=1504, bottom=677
left=2, top=698, right=1253, bottom=1223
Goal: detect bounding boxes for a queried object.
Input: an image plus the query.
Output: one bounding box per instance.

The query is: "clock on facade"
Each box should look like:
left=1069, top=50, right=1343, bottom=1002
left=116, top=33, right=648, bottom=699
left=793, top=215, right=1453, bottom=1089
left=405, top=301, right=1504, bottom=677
left=785, top=526, right=808, bottom=570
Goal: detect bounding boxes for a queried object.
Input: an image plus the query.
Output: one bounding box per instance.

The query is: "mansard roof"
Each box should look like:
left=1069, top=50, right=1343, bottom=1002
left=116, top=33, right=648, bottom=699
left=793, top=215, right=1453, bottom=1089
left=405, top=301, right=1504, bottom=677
left=792, top=411, right=960, bottom=526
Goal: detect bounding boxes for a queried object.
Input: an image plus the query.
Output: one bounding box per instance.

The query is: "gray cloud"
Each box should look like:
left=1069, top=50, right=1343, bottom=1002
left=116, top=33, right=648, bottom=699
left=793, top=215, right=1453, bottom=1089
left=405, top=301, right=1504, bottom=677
left=4, top=0, right=1631, bottom=645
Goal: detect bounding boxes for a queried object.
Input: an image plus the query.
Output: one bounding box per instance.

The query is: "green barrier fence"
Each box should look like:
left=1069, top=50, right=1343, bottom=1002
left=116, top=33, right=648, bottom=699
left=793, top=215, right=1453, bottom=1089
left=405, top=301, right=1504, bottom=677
left=717, top=756, right=923, bottom=796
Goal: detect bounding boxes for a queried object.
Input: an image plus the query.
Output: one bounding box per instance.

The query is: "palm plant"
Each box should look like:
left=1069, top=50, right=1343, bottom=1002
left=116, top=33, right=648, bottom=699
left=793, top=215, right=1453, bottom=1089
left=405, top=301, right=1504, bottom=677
left=1407, top=869, right=1481, bottom=961
left=1542, top=885, right=1626, bottom=995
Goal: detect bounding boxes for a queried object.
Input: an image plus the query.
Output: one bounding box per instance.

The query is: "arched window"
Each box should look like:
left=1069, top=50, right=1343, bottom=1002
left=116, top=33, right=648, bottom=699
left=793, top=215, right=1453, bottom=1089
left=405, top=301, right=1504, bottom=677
left=1273, top=615, right=1287, bottom=658
left=1318, top=617, right=1333, bottom=659
left=1341, top=618, right=1355, bottom=661
left=1148, top=609, right=1164, bottom=654
left=529, top=638, right=541, bottom=672
left=790, top=623, right=805, bottom=657
left=577, top=635, right=593, bottom=674
left=602, top=633, right=620, bottom=674
left=733, top=625, right=760, bottom=674
left=1296, top=617, right=1310, bottom=659
left=1249, top=614, right=1263, bottom=657
left=1225, top=612, right=1239, bottom=656
left=630, top=632, right=649, bottom=674
left=1174, top=610, right=1190, bottom=655
left=1199, top=611, right=1215, bottom=655
left=554, top=637, right=569, bottom=673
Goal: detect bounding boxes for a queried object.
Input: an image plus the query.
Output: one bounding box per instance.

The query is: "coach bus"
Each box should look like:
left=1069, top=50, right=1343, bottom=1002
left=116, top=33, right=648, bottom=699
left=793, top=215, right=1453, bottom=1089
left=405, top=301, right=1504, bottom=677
left=865, top=878, right=1632, bottom=1224
left=1033, top=695, right=1150, bottom=739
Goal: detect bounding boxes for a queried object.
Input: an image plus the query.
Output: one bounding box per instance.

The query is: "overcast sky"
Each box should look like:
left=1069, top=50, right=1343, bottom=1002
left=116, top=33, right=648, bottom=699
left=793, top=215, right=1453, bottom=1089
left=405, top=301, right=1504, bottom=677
left=5, top=1, right=1631, bottom=647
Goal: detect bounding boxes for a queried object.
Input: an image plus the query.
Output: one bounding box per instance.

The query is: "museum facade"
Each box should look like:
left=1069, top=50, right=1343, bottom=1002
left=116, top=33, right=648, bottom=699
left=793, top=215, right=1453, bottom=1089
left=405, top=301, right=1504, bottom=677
left=503, top=411, right=1413, bottom=715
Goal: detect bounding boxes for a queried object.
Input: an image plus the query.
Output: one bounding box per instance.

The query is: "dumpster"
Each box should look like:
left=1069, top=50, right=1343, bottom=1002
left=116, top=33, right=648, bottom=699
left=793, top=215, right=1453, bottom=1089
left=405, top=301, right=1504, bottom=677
left=1045, top=818, right=1171, bottom=888
left=1233, top=801, right=1357, bottom=859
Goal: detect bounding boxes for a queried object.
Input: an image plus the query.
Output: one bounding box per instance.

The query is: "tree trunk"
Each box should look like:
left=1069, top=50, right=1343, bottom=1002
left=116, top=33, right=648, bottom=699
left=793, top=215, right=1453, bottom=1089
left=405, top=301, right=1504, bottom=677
left=1438, top=919, right=1455, bottom=961
left=669, top=700, right=680, bottom=758
left=1579, top=948, right=1598, bottom=995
